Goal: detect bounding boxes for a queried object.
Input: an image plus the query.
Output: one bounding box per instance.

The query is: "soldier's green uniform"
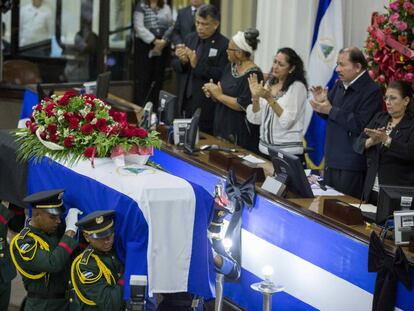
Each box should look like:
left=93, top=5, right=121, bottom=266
left=9, top=189, right=80, bottom=311
left=0, top=203, right=17, bottom=310
left=71, top=210, right=125, bottom=311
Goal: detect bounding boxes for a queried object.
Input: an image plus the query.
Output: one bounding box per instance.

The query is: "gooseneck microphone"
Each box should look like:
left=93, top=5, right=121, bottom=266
left=142, top=81, right=156, bottom=106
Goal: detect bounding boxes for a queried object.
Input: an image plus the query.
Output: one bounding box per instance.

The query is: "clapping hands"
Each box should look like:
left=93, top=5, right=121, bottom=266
left=364, top=127, right=388, bottom=147
left=202, top=79, right=223, bottom=100
left=248, top=73, right=270, bottom=100
left=309, top=85, right=332, bottom=114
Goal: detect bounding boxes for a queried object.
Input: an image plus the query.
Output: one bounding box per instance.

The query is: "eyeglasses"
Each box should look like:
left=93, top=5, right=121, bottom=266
left=226, top=48, right=241, bottom=52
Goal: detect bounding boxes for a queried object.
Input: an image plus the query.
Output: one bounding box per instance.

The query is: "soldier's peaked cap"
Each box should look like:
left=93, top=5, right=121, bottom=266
left=23, top=189, right=65, bottom=216
left=76, top=210, right=115, bottom=239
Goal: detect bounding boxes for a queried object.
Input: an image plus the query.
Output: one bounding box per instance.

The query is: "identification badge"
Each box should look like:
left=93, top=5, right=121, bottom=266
left=208, top=48, right=218, bottom=57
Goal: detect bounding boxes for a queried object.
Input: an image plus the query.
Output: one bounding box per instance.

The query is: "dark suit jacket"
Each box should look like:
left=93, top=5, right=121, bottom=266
left=321, top=71, right=382, bottom=172
left=354, top=111, right=414, bottom=201
left=171, top=31, right=229, bottom=132
left=171, top=6, right=195, bottom=45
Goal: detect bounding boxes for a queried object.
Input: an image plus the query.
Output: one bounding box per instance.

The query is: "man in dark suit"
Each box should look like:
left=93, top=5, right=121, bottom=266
left=171, top=0, right=205, bottom=45
left=171, top=4, right=228, bottom=134
left=310, top=47, right=382, bottom=198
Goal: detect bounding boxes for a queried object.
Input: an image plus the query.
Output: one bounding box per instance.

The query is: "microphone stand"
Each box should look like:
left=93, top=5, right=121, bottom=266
left=215, top=273, right=224, bottom=311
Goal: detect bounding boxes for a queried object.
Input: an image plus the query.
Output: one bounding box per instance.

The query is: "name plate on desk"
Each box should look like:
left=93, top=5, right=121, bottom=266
left=231, top=157, right=265, bottom=183
left=323, top=199, right=364, bottom=225
left=208, top=150, right=235, bottom=171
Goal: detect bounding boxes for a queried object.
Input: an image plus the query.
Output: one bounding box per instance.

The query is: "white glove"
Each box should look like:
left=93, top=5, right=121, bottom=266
left=65, top=208, right=83, bottom=233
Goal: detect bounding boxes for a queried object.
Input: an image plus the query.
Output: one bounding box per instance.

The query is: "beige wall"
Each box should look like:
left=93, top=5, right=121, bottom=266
left=220, top=0, right=257, bottom=39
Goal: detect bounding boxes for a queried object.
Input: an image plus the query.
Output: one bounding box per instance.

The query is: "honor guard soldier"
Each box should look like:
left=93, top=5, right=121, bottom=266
left=10, top=189, right=81, bottom=311
left=0, top=202, right=25, bottom=310
left=71, top=210, right=125, bottom=311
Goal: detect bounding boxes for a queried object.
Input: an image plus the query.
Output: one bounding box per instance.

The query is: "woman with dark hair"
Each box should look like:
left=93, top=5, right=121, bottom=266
left=202, top=28, right=262, bottom=152
left=354, top=80, right=414, bottom=204
left=133, top=0, right=173, bottom=109
left=247, top=47, right=308, bottom=156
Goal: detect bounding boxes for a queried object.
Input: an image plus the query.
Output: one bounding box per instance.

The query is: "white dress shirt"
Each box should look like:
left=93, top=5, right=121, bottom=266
left=20, top=4, right=53, bottom=46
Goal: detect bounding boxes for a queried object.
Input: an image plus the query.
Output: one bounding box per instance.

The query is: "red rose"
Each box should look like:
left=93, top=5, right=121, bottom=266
left=83, top=146, right=96, bottom=158
left=96, top=118, right=108, bottom=132
left=30, top=114, right=35, bottom=122
left=399, top=35, right=408, bottom=45
left=120, top=127, right=131, bottom=137
left=57, top=95, right=71, bottom=106
left=85, top=112, right=95, bottom=122
left=30, top=123, right=37, bottom=134
left=25, top=120, right=31, bottom=128
left=81, top=123, right=94, bottom=135
left=407, top=64, right=414, bottom=72
left=49, top=133, right=58, bottom=143
left=83, top=94, right=96, bottom=100
left=113, top=111, right=127, bottom=123
left=35, top=104, right=42, bottom=111
left=48, top=123, right=58, bottom=134
left=84, top=99, right=96, bottom=109
left=135, top=128, right=148, bottom=139
left=64, top=135, right=74, bottom=148
left=40, top=131, right=47, bottom=139
left=64, top=112, right=74, bottom=121
left=44, top=103, right=56, bottom=117
left=68, top=117, right=80, bottom=130
left=64, top=89, right=78, bottom=97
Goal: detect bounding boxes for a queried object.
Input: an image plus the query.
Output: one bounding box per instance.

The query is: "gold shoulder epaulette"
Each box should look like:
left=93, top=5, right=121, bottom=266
left=80, top=248, right=94, bottom=265
left=19, top=227, right=31, bottom=239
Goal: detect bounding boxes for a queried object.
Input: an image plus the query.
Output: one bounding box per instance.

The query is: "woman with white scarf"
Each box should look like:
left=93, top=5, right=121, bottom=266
left=202, top=29, right=263, bottom=153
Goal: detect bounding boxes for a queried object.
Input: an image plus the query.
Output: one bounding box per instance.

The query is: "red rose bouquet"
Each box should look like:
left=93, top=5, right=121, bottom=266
left=365, top=0, right=414, bottom=91
left=15, top=90, right=161, bottom=166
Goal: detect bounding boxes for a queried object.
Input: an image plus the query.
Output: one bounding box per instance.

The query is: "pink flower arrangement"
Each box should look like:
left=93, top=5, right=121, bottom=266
left=16, top=90, right=161, bottom=165
left=365, top=0, right=414, bottom=92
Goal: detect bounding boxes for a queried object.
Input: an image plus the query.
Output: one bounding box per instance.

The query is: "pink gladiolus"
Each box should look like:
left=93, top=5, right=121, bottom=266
left=396, top=21, right=408, bottom=31
left=389, top=12, right=400, bottom=23
left=390, top=1, right=400, bottom=11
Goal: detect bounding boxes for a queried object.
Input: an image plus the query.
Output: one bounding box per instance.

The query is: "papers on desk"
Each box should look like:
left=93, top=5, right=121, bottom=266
left=311, top=183, right=345, bottom=196
left=307, top=174, right=344, bottom=196
left=350, top=203, right=377, bottom=214
left=241, top=154, right=266, bottom=164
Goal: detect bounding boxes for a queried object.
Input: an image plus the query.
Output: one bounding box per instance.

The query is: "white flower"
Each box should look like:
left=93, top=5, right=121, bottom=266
left=91, top=118, right=97, bottom=125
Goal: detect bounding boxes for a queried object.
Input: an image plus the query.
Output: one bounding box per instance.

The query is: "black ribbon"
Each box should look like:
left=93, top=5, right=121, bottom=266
left=224, top=169, right=257, bottom=267
left=368, top=231, right=411, bottom=311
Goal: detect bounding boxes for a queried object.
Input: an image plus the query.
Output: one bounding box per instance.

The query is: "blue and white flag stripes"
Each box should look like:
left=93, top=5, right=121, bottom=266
left=305, top=0, right=343, bottom=169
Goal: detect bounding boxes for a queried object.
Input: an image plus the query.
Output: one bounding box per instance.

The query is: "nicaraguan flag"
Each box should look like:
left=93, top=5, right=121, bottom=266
left=305, top=0, right=343, bottom=169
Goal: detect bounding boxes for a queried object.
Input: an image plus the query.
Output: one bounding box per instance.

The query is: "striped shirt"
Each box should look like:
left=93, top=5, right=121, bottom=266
left=134, top=2, right=173, bottom=44
left=246, top=81, right=307, bottom=155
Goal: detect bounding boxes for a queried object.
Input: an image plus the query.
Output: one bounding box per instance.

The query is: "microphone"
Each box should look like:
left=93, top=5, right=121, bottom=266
left=140, top=102, right=153, bottom=130
left=143, top=81, right=156, bottom=106
left=157, top=97, right=166, bottom=125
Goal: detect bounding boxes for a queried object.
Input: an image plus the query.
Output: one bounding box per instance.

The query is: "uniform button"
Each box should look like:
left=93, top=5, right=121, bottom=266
left=111, top=256, right=115, bottom=260
left=0, top=253, right=4, bottom=258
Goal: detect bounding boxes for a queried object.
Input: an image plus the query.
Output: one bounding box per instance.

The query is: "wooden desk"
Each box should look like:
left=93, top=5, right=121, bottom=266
left=160, top=132, right=414, bottom=263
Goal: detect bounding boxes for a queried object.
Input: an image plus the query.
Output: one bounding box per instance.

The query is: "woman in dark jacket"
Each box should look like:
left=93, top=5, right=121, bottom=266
left=354, top=80, right=414, bottom=203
